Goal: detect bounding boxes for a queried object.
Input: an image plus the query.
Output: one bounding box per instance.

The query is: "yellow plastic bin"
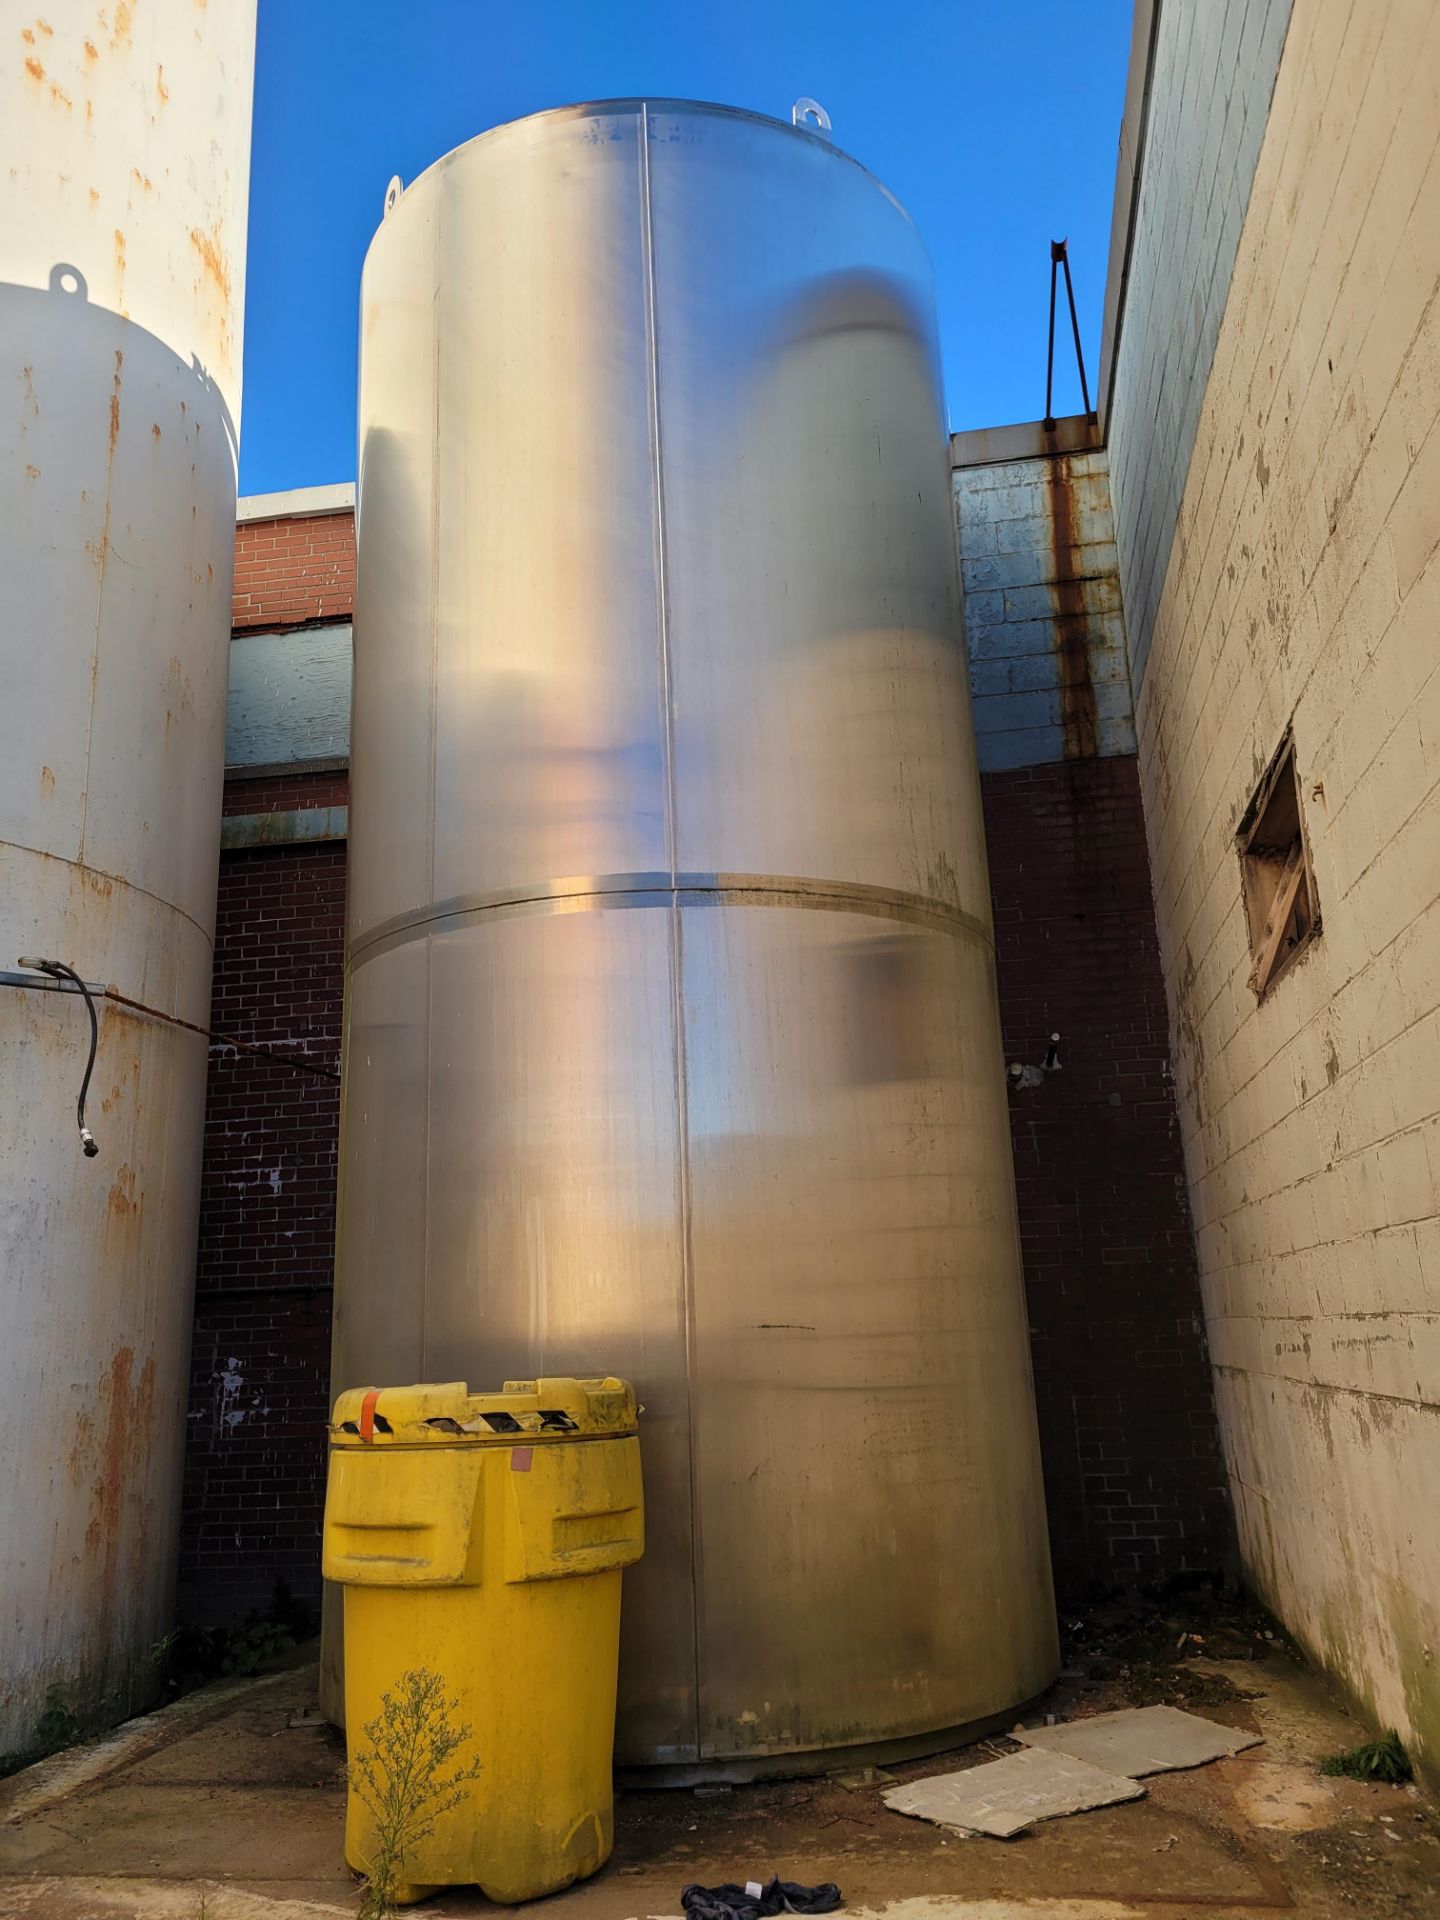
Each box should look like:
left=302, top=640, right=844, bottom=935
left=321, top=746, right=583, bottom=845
left=322, top=1376, right=643, bottom=1906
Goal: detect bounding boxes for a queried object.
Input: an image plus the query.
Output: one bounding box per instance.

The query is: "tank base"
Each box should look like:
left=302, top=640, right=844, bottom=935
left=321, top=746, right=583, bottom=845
left=614, top=1693, right=1052, bottom=1789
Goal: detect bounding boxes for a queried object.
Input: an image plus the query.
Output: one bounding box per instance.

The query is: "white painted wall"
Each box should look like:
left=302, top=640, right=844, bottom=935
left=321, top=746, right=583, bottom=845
left=1107, top=0, right=1294, bottom=688
left=1111, top=0, right=1440, bottom=1777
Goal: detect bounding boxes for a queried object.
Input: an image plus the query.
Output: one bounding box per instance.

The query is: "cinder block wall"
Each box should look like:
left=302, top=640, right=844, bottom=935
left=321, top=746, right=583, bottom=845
left=1108, top=0, right=1440, bottom=1773
left=953, top=433, right=1232, bottom=1595
left=956, top=450, right=1135, bottom=769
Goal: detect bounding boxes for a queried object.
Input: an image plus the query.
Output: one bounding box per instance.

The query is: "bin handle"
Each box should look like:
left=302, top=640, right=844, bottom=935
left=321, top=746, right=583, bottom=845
left=359, top=1387, right=381, bottom=1442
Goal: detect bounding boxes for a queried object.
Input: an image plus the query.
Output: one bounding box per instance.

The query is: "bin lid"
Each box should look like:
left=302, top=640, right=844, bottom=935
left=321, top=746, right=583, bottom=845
left=329, top=1376, right=638, bottom=1445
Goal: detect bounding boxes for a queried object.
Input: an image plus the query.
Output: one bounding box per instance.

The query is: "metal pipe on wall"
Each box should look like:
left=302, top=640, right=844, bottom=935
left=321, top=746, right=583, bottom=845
left=0, top=2, right=257, bottom=1752
left=332, top=100, right=1058, bottom=1774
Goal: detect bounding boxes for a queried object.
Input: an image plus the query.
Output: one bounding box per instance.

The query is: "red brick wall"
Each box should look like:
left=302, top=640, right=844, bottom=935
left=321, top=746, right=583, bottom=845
left=178, top=773, right=347, bottom=1624
left=982, top=755, right=1233, bottom=1596
left=231, top=510, right=354, bottom=631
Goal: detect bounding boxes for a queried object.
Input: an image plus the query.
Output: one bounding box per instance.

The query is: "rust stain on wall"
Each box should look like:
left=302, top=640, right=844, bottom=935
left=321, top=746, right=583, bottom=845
left=1047, top=456, right=1099, bottom=760
left=24, top=54, right=43, bottom=80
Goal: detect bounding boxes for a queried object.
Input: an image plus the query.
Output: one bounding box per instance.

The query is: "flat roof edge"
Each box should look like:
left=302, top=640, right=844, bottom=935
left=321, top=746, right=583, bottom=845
left=238, top=482, right=355, bottom=524
left=1096, top=0, right=1160, bottom=434
left=950, top=415, right=1104, bottom=470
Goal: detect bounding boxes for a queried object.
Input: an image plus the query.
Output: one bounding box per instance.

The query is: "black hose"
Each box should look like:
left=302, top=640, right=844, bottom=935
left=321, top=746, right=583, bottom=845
left=31, top=959, right=101, bottom=1156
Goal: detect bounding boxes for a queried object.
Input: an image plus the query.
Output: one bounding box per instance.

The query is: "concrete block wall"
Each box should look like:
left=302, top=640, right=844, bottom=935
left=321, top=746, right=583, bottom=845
left=954, top=446, right=1136, bottom=770
left=1106, top=0, right=1294, bottom=689
left=1110, top=0, right=1440, bottom=1775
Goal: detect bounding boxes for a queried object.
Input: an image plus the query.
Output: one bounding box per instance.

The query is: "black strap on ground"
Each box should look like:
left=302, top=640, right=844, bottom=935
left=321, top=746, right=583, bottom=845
left=1043, top=237, right=1098, bottom=431
left=681, top=1879, right=844, bottom=1920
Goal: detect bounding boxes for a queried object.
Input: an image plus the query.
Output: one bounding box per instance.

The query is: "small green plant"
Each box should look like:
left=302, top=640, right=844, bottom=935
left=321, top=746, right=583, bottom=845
left=34, top=1685, right=80, bottom=1753
left=1319, top=1728, right=1413, bottom=1784
left=151, top=1580, right=316, bottom=1699
left=0, top=1684, right=83, bottom=1778
left=350, top=1668, right=482, bottom=1917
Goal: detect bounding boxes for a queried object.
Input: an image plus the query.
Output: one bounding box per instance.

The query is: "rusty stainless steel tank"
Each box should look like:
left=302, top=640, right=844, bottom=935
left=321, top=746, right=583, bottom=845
left=0, top=4, right=255, bottom=1752
left=334, top=99, right=1057, bottom=1773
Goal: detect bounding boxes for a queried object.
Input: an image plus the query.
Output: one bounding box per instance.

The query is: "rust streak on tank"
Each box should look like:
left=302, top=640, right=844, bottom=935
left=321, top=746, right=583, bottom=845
left=188, top=223, right=231, bottom=301
left=85, top=1347, right=155, bottom=1612
left=1047, top=454, right=1099, bottom=760
left=107, top=347, right=122, bottom=456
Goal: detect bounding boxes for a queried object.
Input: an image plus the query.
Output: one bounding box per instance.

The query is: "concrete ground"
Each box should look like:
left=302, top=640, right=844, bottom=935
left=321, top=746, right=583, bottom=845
left=1, top=1625, right=1436, bottom=1920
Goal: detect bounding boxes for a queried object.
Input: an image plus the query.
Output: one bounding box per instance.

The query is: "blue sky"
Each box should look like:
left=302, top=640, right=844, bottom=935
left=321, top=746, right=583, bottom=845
left=239, top=1, right=1132, bottom=495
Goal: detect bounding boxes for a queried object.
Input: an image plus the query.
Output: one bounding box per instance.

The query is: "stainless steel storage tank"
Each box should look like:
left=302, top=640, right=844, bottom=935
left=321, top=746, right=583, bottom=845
left=0, top=3, right=255, bottom=1752
left=336, top=99, right=1057, bottom=1772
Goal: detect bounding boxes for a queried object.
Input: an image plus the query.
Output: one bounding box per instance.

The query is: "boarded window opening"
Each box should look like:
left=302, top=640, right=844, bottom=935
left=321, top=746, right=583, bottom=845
left=1237, top=733, right=1320, bottom=999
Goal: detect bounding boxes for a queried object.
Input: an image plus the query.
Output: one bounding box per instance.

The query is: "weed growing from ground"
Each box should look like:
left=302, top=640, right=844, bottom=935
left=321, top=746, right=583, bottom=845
left=1319, top=1728, right=1413, bottom=1784
left=350, top=1667, right=482, bottom=1916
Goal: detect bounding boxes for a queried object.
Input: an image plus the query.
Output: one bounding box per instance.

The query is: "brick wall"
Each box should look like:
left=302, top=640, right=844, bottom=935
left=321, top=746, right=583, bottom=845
left=178, top=508, right=354, bottom=1626
left=952, top=439, right=1231, bottom=1595
left=1111, top=0, right=1440, bottom=1774
left=232, top=510, right=355, bottom=632
left=983, top=756, right=1230, bottom=1595
left=179, top=784, right=347, bottom=1623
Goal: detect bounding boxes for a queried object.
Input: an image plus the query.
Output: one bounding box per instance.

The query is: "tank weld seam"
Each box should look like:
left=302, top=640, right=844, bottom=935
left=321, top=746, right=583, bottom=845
left=346, top=871, right=993, bottom=968
left=639, top=100, right=703, bottom=1755
left=0, top=838, right=217, bottom=951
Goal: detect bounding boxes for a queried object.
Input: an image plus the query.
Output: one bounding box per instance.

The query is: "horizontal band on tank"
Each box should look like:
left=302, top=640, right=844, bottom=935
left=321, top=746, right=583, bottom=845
left=348, top=871, right=993, bottom=970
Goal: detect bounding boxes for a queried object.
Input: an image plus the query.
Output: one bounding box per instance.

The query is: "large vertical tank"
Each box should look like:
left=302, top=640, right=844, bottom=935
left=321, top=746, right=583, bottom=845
left=0, top=5, right=256, bottom=1750
left=338, top=100, right=1057, bottom=1773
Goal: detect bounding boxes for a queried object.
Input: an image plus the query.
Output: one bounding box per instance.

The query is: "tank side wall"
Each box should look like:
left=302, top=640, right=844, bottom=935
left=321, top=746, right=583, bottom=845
left=343, top=103, right=1056, bottom=1766
left=0, top=0, right=256, bottom=1749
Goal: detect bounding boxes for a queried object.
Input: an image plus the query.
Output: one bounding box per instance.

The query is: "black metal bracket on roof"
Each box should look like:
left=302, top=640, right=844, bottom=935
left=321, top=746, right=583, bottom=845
left=1043, top=239, right=1098, bottom=433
